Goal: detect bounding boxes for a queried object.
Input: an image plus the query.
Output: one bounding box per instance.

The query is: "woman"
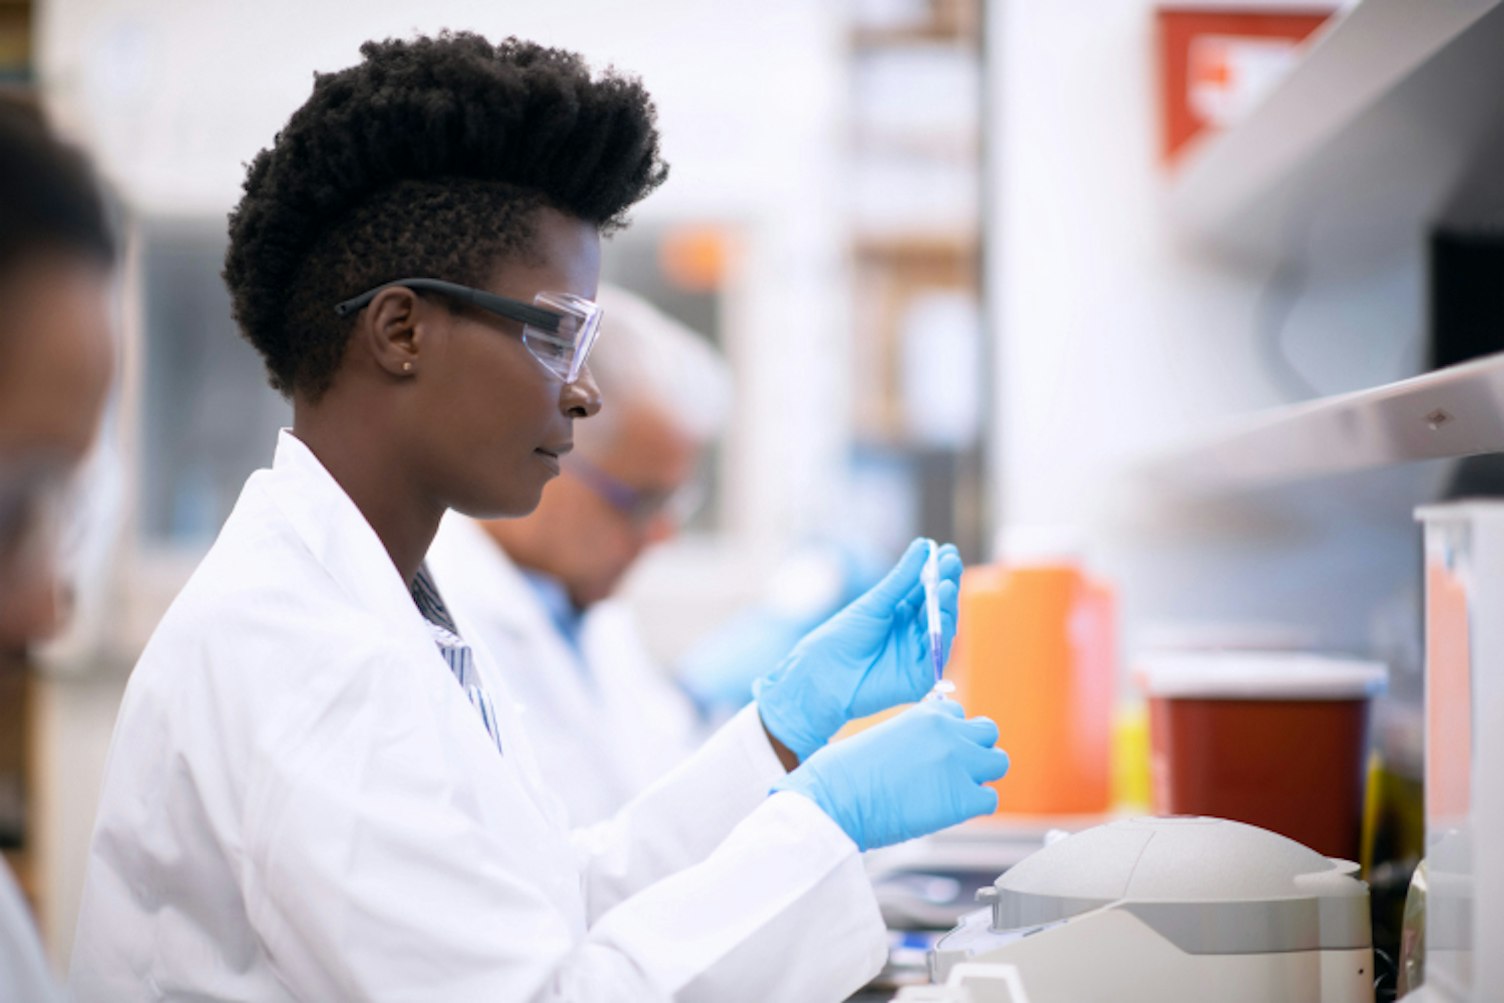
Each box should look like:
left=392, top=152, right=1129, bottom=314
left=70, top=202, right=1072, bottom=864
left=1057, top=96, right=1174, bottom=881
left=71, top=34, right=1007, bottom=1002
left=0, top=97, right=116, bottom=1002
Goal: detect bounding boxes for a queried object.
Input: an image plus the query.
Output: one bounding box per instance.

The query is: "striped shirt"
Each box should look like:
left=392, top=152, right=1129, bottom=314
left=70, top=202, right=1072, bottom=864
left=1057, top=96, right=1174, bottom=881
left=411, top=563, right=504, bottom=756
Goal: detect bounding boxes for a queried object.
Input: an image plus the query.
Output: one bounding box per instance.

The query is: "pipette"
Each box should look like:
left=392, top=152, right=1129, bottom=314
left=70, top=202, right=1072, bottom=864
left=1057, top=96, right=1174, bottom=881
left=922, top=540, right=955, bottom=700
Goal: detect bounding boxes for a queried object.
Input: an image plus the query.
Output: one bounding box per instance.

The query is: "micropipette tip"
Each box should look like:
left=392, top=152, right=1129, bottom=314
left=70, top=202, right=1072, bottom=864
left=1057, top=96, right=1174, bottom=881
left=921, top=539, right=954, bottom=700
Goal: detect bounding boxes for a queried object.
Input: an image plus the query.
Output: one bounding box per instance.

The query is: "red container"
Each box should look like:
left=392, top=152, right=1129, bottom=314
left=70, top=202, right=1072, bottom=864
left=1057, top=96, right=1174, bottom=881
left=1140, top=653, right=1385, bottom=861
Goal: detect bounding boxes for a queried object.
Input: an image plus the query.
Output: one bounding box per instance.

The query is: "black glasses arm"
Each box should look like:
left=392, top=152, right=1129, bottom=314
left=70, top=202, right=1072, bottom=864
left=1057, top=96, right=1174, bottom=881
left=333, top=278, right=562, bottom=332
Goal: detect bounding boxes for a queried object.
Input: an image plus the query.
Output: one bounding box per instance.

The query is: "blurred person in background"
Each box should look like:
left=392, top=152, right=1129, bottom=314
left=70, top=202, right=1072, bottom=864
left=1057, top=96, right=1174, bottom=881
left=427, top=283, right=731, bottom=825
left=0, top=97, right=116, bottom=1003
left=70, top=34, right=1002, bottom=1002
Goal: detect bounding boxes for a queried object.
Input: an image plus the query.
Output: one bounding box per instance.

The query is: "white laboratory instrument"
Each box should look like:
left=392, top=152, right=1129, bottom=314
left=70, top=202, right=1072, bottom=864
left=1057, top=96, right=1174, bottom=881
left=927, top=816, right=1374, bottom=1002
left=892, top=962, right=1034, bottom=1002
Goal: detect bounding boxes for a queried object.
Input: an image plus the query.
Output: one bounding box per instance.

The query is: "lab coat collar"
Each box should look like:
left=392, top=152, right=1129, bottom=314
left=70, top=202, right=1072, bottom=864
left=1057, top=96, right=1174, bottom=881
left=264, top=429, right=437, bottom=658
left=428, top=515, right=599, bottom=690
left=430, top=513, right=557, bottom=637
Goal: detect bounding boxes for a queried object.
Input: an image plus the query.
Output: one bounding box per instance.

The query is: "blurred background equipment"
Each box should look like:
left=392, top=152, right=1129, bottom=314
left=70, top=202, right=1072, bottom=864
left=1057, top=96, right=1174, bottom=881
left=1411, top=502, right=1504, bottom=1003
left=946, top=551, right=1117, bottom=818
left=136, top=220, right=288, bottom=546
left=0, top=0, right=31, bottom=87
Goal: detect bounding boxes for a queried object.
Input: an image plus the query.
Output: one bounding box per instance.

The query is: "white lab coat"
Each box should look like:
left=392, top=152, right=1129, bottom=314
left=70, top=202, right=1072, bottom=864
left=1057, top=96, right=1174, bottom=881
left=426, top=515, right=704, bottom=825
left=69, top=431, right=886, bottom=1002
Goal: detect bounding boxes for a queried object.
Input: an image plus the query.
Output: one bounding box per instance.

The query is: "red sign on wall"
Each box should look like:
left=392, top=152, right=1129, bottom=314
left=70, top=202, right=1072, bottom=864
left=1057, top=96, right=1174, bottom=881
left=1158, top=7, right=1335, bottom=163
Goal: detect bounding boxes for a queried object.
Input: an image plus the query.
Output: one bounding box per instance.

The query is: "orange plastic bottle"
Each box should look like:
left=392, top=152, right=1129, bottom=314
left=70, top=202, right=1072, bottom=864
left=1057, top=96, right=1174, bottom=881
left=948, top=562, right=1116, bottom=816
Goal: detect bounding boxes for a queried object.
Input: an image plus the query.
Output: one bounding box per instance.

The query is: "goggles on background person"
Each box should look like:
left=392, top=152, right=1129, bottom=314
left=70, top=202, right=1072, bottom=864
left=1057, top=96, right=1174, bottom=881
left=566, top=454, right=706, bottom=531
left=0, top=458, right=83, bottom=591
left=334, top=278, right=603, bottom=385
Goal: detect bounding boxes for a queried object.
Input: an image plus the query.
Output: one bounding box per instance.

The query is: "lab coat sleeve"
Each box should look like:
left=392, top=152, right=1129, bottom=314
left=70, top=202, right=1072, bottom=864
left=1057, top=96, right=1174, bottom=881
left=569, top=705, right=891, bottom=1000
left=240, top=652, right=886, bottom=1002
left=570, top=703, right=786, bottom=916
left=587, top=791, right=888, bottom=1002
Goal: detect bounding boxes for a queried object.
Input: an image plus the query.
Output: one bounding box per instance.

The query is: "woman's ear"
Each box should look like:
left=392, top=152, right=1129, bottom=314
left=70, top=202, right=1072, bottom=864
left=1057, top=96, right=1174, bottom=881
left=357, top=286, right=428, bottom=378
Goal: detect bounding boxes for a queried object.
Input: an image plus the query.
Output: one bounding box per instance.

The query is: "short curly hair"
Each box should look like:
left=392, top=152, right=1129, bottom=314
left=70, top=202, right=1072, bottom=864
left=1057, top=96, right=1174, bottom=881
left=224, top=32, right=668, bottom=399
left=0, top=98, right=115, bottom=275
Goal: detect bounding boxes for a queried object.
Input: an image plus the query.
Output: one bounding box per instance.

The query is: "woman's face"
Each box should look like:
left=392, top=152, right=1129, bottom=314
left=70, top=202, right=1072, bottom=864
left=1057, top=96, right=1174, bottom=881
left=0, top=253, right=114, bottom=651
left=402, top=207, right=604, bottom=520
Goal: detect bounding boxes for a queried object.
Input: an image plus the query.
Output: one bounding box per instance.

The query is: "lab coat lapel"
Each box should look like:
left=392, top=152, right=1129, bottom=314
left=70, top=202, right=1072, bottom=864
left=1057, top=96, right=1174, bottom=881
left=429, top=514, right=589, bottom=706
left=431, top=515, right=650, bottom=830
left=262, top=431, right=438, bottom=662
left=433, top=514, right=557, bottom=639
left=260, top=434, right=582, bottom=870
left=426, top=516, right=582, bottom=816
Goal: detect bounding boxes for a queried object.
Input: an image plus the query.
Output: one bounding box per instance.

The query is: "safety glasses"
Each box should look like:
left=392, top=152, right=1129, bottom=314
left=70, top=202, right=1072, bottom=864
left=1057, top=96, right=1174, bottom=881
left=334, top=278, right=603, bottom=385
left=567, top=455, right=706, bottom=530
left=0, top=457, right=84, bottom=592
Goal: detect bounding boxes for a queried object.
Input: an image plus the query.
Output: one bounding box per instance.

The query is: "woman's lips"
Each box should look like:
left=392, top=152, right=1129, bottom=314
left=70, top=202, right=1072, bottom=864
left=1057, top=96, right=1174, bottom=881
left=534, top=447, right=563, bottom=475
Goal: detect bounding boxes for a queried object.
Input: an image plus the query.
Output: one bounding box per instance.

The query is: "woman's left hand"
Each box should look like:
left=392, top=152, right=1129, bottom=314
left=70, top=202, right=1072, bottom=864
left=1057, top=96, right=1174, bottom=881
left=754, top=538, right=963, bottom=761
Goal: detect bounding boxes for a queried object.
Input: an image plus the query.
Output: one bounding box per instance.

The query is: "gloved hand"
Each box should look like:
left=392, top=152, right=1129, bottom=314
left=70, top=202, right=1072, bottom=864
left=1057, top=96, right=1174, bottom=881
left=772, top=699, right=1008, bottom=851
left=754, top=538, right=962, bottom=760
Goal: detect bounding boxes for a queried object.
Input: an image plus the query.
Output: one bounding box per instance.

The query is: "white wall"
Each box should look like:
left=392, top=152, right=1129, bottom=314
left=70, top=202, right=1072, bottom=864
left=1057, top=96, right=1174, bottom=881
left=985, top=0, right=1435, bottom=661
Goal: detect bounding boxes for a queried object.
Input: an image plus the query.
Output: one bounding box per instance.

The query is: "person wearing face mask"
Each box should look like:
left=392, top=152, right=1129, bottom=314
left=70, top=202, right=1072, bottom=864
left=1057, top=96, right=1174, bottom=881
left=427, top=284, right=730, bottom=825
left=0, top=98, right=116, bottom=1003
left=70, top=34, right=1007, bottom=1002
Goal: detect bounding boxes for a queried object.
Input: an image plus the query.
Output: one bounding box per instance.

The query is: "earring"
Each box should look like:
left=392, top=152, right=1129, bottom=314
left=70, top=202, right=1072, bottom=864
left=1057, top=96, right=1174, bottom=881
left=402, top=362, right=413, bottom=373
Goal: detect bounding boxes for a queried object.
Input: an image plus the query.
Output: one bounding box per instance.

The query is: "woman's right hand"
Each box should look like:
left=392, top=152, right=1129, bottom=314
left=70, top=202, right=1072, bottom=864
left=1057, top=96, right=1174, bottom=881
left=770, top=699, right=1009, bottom=851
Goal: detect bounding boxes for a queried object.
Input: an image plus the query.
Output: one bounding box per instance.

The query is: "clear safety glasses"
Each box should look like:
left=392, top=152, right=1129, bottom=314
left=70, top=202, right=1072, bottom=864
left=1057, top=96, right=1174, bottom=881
left=0, top=458, right=84, bottom=593
left=567, top=455, right=706, bottom=530
left=333, top=278, right=603, bottom=385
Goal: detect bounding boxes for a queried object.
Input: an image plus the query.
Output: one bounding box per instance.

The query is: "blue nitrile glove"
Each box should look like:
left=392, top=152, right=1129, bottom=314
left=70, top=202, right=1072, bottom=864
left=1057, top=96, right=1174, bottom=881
left=754, top=538, right=963, bottom=760
left=772, top=699, right=1009, bottom=851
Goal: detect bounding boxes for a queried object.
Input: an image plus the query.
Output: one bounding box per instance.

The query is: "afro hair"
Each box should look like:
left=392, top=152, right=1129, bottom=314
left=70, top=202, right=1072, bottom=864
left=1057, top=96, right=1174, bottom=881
left=0, top=97, right=115, bottom=276
left=223, top=32, right=668, bottom=399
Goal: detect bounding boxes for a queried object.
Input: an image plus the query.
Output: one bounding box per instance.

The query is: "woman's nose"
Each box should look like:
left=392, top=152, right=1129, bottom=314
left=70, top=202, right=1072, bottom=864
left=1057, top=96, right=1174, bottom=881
left=560, top=365, right=603, bottom=419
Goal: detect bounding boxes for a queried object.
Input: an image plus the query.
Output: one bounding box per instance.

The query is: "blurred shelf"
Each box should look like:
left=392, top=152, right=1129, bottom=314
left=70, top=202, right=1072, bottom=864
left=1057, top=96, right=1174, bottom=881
left=851, top=16, right=978, bottom=48
left=851, top=432, right=979, bottom=456
left=852, top=231, right=980, bottom=261
left=1167, top=0, right=1504, bottom=267
left=849, top=0, right=979, bottom=47
left=1135, top=351, right=1504, bottom=497
left=853, top=128, right=979, bottom=161
left=851, top=25, right=976, bottom=47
